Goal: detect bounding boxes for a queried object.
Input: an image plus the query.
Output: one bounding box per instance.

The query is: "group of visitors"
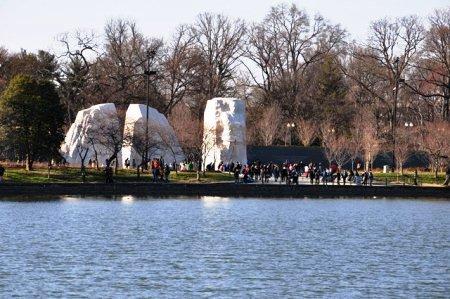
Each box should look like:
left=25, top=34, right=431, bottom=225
left=150, top=158, right=171, bottom=183
left=305, top=163, right=374, bottom=186
left=221, top=161, right=375, bottom=186
left=102, top=157, right=172, bottom=183
left=180, top=161, right=195, bottom=172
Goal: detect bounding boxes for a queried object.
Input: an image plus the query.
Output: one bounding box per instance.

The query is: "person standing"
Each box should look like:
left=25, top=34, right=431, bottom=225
left=348, top=169, right=354, bottom=185
left=369, top=171, right=374, bottom=186
left=342, top=170, right=348, bottom=185
left=234, top=165, right=240, bottom=184
left=443, top=162, right=450, bottom=186
left=336, top=169, right=341, bottom=185
left=104, top=162, right=113, bottom=184
left=0, top=164, right=5, bottom=183
left=274, top=165, right=280, bottom=182
left=363, top=171, right=368, bottom=186
left=164, top=164, right=171, bottom=183
left=151, top=159, right=159, bottom=183
left=292, top=169, right=299, bottom=185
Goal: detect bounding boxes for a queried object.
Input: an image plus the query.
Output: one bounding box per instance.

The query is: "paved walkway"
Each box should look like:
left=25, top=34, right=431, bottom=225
left=249, top=175, right=390, bottom=187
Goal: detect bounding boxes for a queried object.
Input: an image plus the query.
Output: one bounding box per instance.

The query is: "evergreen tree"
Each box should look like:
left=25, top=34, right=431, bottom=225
left=0, top=75, right=64, bottom=170
left=312, top=55, right=353, bottom=132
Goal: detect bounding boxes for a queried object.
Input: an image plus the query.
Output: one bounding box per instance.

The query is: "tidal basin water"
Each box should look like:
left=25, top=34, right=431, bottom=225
left=0, top=197, right=449, bottom=298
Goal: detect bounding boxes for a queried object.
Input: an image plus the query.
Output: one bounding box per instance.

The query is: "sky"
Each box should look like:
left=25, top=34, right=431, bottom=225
left=0, top=0, right=448, bottom=53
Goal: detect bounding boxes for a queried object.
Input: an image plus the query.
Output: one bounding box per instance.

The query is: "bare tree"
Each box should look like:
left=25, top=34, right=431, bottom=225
left=159, top=25, right=198, bottom=115
left=321, top=123, right=351, bottom=168
left=96, top=19, right=163, bottom=108
left=296, top=118, right=317, bottom=146
left=348, top=124, right=364, bottom=171
left=122, top=122, right=162, bottom=178
left=170, top=105, right=217, bottom=177
left=361, top=123, right=381, bottom=171
left=258, top=103, right=281, bottom=146
left=56, top=31, right=99, bottom=124
left=407, top=8, right=450, bottom=121
left=394, top=126, right=415, bottom=174
left=201, top=125, right=221, bottom=173
left=188, top=13, right=246, bottom=117
left=344, top=16, right=424, bottom=169
left=74, top=126, right=91, bottom=182
left=244, top=3, right=346, bottom=115
left=169, top=104, right=203, bottom=162
left=419, top=121, right=450, bottom=178
left=154, top=125, right=184, bottom=173
left=92, top=112, right=123, bottom=174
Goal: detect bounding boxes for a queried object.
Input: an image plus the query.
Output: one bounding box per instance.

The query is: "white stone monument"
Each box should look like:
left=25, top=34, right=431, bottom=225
left=121, top=104, right=184, bottom=167
left=60, top=103, right=121, bottom=167
left=202, top=98, right=247, bottom=170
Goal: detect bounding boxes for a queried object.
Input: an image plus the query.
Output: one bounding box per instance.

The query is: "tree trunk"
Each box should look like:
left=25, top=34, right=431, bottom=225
left=81, top=164, right=86, bottom=183
left=92, top=145, right=99, bottom=170
left=443, top=80, right=449, bottom=121
left=47, top=161, right=51, bottom=179
left=25, top=154, right=33, bottom=171
left=435, top=159, right=439, bottom=180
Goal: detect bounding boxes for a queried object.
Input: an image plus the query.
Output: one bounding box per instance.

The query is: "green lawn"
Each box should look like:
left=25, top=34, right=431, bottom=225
left=374, top=171, right=446, bottom=186
left=2, top=167, right=234, bottom=184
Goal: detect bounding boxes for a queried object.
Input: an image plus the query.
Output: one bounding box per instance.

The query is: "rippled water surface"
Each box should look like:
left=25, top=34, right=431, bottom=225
left=0, top=197, right=449, bottom=298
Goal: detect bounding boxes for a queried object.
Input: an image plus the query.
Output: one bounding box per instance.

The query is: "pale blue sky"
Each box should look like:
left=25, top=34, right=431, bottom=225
left=0, top=0, right=448, bottom=52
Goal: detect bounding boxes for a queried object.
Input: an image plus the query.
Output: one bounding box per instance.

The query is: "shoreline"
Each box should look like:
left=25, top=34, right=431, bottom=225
left=0, top=183, right=449, bottom=199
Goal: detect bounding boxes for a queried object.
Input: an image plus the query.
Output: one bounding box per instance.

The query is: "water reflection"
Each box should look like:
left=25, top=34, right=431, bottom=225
left=62, top=196, right=79, bottom=202
left=121, top=195, right=135, bottom=204
left=0, top=198, right=448, bottom=297
left=201, top=196, right=230, bottom=208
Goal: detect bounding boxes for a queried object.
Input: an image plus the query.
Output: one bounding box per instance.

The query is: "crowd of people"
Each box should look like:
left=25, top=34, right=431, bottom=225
left=1, top=157, right=448, bottom=187
left=215, top=161, right=376, bottom=186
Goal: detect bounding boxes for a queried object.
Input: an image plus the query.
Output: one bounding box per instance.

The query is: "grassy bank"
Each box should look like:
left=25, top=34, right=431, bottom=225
left=2, top=167, right=234, bottom=184
left=1, top=167, right=446, bottom=186
left=374, top=171, right=446, bottom=186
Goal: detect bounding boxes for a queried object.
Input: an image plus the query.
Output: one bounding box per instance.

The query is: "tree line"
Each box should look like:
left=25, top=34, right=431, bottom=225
left=0, top=3, right=449, bottom=173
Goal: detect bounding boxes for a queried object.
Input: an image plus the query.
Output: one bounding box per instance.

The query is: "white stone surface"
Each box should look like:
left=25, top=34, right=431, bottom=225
left=60, top=103, right=121, bottom=167
left=202, top=98, right=247, bottom=169
left=121, top=104, right=184, bottom=167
